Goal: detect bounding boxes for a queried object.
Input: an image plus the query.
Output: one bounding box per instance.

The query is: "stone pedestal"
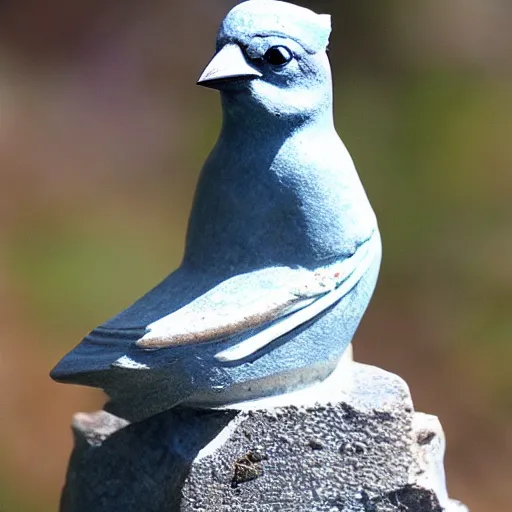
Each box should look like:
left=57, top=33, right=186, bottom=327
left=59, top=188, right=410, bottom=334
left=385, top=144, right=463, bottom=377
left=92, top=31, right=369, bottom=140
left=59, top=363, right=467, bottom=512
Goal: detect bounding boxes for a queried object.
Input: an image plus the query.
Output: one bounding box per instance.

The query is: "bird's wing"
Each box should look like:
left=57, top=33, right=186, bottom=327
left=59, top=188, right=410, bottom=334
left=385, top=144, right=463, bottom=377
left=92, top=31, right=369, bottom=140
left=135, top=233, right=378, bottom=362
left=135, top=267, right=334, bottom=349
left=214, top=234, right=377, bottom=362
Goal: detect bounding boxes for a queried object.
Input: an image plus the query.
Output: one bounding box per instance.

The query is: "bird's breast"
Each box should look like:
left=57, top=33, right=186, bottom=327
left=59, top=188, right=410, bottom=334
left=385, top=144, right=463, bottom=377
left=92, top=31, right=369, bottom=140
left=184, top=133, right=376, bottom=272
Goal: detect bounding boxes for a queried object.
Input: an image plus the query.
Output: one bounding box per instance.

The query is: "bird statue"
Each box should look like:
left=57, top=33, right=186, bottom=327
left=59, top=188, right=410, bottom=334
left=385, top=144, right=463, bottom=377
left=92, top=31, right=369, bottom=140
left=51, top=0, right=381, bottom=422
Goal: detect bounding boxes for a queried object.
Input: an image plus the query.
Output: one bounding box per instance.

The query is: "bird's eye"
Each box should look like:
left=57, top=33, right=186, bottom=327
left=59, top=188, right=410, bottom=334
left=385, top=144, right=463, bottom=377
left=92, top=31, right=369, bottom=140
left=263, top=46, right=293, bottom=67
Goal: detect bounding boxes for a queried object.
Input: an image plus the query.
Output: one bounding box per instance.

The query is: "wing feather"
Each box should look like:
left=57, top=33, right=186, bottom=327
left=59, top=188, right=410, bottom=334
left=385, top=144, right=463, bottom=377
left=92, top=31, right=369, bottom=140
left=136, top=268, right=333, bottom=349
left=136, top=233, right=378, bottom=358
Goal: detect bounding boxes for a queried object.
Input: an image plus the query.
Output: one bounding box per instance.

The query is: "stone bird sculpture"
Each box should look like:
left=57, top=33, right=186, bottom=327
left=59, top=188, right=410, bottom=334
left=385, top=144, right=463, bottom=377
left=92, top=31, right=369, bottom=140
left=51, top=0, right=381, bottom=422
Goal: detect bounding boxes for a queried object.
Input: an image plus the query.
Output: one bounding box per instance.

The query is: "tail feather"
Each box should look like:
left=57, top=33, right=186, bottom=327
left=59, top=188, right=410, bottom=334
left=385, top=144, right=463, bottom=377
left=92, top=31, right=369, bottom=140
left=50, top=328, right=144, bottom=386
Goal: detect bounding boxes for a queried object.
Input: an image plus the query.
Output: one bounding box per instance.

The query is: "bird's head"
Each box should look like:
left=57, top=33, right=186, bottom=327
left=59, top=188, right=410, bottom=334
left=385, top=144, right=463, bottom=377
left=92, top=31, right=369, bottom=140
left=198, top=0, right=332, bottom=126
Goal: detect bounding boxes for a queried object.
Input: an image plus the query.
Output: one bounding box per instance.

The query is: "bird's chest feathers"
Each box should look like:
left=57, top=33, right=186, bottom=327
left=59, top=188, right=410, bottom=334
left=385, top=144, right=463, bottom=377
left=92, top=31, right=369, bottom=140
left=187, top=137, right=372, bottom=268
left=198, top=145, right=326, bottom=232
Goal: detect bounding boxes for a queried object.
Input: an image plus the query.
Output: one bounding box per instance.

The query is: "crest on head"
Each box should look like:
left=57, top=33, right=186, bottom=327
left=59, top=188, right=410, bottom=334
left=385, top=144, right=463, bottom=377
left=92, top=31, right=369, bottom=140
left=220, top=0, right=331, bottom=54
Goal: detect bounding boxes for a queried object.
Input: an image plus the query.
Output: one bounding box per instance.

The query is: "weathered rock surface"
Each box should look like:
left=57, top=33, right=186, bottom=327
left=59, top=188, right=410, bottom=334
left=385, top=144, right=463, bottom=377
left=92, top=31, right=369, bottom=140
left=60, top=363, right=467, bottom=511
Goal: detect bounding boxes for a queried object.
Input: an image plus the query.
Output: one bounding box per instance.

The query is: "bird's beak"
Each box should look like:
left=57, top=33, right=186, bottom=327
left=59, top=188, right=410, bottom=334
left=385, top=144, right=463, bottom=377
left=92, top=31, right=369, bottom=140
left=197, top=44, right=262, bottom=89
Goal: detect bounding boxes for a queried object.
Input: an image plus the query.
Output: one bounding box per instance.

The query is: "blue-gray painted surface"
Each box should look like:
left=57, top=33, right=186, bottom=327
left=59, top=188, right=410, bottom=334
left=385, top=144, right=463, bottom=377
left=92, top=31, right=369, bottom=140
left=51, top=0, right=382, bottom=422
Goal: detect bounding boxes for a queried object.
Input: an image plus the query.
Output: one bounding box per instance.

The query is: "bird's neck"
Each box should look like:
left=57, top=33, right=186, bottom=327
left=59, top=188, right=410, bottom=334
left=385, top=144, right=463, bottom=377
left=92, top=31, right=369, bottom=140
left=220, top=101, right=335, bottom=142
left=183, top=106, right=374, bottom=274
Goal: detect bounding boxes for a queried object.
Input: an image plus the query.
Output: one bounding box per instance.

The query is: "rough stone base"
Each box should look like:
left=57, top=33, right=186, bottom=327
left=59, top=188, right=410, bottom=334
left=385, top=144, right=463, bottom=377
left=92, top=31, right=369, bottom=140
left=60, top=363, right=468, bottom=512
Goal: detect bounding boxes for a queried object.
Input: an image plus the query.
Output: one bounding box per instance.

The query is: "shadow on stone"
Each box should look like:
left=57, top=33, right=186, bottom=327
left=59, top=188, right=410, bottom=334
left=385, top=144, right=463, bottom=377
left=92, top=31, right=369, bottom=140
left=60, top=408, right=237, bottom=512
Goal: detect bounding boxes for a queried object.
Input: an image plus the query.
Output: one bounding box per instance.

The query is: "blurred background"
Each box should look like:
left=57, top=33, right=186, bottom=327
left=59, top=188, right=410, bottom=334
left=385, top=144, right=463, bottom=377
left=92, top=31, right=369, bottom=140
left=0, top=0, right=510, bottom=510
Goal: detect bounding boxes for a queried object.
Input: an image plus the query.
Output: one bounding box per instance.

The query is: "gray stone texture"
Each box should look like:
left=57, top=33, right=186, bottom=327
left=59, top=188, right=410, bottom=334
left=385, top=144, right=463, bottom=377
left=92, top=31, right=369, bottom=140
left=60, top=363, right=467, bottom=511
